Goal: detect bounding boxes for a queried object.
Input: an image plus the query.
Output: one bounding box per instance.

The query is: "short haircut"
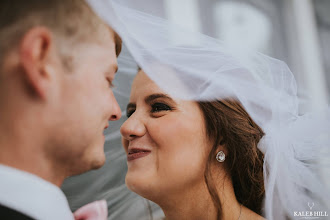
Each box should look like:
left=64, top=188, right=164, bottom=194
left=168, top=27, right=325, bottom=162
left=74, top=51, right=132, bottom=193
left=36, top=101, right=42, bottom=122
left=0, top=0, right=114, bottom=59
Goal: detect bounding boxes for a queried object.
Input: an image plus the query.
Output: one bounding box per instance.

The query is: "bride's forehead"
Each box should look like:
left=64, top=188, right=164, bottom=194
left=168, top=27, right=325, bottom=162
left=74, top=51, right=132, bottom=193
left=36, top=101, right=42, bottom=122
left=132, top=71, right=164, bottom=93
left=131, top=71, right=196, bottom=107
left=134, top=71, right=155, bottom=84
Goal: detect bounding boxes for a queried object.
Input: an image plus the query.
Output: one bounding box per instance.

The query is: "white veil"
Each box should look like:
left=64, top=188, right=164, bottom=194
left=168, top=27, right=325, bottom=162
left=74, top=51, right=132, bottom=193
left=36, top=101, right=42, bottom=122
left=62, top=1, right=330, bottom=219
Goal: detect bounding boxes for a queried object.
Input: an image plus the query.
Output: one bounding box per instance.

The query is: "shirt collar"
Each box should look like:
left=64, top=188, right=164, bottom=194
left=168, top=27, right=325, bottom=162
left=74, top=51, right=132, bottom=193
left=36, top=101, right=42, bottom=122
left=0, top=164, right=74, bottom=220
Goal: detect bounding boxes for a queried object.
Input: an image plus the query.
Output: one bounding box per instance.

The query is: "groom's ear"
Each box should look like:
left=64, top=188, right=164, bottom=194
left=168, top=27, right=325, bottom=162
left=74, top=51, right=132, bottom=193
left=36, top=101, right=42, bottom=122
left=19, top=27, right=58, bottom=100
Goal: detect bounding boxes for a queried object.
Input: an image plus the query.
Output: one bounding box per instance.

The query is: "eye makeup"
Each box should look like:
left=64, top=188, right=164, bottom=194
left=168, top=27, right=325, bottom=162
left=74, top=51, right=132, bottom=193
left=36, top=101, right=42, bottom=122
left=125, top=93, right=177, bottom=118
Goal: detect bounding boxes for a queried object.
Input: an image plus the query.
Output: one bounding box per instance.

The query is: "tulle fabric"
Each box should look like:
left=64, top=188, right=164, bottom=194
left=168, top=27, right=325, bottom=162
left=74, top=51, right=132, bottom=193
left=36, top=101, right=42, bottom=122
left=62, top=0, right=330, bottom=219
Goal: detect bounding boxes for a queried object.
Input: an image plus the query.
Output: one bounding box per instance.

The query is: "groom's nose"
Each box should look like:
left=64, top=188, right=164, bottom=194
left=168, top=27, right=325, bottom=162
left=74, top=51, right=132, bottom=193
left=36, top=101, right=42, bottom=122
left=108, top=93, right=122, bottom=121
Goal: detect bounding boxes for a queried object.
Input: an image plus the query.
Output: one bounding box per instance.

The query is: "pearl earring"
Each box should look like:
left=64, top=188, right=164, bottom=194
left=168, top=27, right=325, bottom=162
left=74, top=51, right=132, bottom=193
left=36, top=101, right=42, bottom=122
left=216, top=151, right=225, bottom=162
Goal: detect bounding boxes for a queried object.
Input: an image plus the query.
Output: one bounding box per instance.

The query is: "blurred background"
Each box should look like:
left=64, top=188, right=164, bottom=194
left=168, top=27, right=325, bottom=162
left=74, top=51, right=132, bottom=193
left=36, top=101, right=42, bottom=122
left=62, top=0, right=330, bottom=219
left=159, top=0, right=330, bottom=113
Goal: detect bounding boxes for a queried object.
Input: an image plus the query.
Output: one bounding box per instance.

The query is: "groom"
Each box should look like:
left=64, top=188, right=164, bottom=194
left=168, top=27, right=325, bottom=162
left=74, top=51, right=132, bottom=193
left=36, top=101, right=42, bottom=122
left=0, top=0, right=122, bottom=219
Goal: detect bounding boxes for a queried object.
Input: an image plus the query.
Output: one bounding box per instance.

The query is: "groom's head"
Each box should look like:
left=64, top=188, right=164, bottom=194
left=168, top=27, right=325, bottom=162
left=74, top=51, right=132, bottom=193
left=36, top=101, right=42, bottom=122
left=0, top=0, right=122, bottom=179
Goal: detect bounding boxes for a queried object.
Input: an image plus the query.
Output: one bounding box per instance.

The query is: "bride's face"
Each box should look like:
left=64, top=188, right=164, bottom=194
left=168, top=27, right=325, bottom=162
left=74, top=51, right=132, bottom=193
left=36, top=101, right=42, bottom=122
left=120, top=71, right=211, bottom=201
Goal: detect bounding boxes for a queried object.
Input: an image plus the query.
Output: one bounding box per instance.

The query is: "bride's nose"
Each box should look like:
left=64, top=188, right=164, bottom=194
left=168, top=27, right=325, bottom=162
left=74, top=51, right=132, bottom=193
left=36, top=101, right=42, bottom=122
left=120, top=112, right=146, bottom=140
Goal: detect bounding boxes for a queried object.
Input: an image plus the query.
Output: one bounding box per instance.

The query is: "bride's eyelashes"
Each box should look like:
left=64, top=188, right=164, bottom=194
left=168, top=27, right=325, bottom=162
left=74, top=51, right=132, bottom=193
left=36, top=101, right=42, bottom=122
left=150, top=102, right=172, bottom=113
left=126, top=108, right=135, bottom=118
left=125, top=102, right=174, bottom=118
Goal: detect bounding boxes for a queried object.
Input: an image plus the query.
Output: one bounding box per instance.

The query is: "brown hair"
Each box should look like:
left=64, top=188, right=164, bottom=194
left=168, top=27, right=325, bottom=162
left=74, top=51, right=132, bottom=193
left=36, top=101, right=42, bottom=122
left=0, top=0, right=107, bottom=61
left=198, top=99, right=265, bottom=219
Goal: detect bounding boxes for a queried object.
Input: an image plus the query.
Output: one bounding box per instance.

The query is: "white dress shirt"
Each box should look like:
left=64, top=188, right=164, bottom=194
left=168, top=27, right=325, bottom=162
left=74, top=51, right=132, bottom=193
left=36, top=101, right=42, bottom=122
left=0, top=164, right=74, bottom=220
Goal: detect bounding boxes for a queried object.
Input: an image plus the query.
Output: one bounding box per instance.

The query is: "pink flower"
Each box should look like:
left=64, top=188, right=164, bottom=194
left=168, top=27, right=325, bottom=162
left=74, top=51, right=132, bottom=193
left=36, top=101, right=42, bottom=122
left=74, top=200, right=108, bottom=220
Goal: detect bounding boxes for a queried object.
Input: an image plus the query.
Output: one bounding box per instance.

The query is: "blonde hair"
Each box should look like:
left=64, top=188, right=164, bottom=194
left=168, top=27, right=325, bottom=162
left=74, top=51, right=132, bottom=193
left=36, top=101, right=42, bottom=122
left=0, top=0, right=107, bottom=59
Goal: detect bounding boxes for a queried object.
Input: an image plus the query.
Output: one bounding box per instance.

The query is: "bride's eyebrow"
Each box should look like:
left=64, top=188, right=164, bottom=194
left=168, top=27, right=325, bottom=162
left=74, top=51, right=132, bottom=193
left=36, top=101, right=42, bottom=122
left=145, top=93, right=176, bottom=104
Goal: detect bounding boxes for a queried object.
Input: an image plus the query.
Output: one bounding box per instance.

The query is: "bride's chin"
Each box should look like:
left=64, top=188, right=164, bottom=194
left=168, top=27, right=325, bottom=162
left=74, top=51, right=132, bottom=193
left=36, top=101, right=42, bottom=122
left=125, top=176, right=158, bottom=201
left=126, top=177, right=146, bottom=193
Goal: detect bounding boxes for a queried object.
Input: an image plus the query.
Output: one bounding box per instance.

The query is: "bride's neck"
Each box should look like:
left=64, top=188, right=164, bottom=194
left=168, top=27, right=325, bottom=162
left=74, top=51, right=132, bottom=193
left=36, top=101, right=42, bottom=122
left=159, top=182, right=217, bottom=220
left=157, top=177, right=241, bottom=220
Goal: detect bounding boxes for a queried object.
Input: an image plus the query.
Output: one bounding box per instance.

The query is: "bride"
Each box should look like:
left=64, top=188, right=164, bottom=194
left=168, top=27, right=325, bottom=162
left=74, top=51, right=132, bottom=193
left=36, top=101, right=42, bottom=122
left=120, top=69, right=265, bottom=220
left=63, top=1, right=329, bottom=219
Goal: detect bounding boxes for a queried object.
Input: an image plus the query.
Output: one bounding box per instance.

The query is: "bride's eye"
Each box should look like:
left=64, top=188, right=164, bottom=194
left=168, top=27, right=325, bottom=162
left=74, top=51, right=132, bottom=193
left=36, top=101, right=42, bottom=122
left=151, top=103, right=172, bottom=113
left=126, top=109, right=135, bottom=118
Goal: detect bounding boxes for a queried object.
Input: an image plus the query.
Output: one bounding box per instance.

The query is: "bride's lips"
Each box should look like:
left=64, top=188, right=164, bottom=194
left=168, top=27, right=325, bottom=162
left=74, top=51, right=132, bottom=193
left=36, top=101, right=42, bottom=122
left=127, top=148, right=151, bottom=161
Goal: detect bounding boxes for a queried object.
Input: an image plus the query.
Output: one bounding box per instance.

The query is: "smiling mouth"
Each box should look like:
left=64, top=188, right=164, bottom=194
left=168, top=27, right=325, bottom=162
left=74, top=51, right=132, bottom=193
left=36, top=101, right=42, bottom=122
left=127, top=149, right=151, bottom=161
